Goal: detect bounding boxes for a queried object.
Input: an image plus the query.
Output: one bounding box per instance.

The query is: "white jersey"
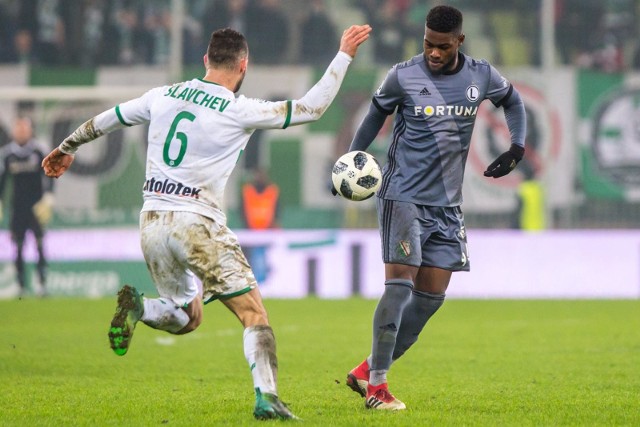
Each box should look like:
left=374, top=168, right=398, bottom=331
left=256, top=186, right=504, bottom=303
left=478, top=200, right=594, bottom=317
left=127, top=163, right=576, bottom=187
left=59, top=52, right=353, bottom=224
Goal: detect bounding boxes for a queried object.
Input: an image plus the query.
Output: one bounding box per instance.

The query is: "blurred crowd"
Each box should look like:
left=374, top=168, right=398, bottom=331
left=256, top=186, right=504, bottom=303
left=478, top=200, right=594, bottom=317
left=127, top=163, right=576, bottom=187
left=0, top=0, right=339, bottom=67
left=0, top=0, right=639, bottom=71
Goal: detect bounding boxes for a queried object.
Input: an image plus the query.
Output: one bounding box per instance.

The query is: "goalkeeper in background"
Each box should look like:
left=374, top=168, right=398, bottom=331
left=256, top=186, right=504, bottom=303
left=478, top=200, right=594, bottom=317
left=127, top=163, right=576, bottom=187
left=0, top=116, right=54, bottom=297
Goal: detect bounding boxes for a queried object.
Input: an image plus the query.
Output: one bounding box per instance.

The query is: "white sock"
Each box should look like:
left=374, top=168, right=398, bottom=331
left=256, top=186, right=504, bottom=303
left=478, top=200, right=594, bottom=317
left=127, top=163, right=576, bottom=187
left=244, top=326, right=278, bottom=396
left=365, top=355, right=390, bottom=385
left=141, top=298, right=190, bottom=333
left=369, top=369, right=388, bottom=386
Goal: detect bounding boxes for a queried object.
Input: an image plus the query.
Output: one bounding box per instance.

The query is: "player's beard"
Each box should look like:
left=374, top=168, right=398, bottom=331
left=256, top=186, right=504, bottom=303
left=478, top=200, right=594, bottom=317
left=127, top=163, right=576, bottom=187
left=427, top=53, right=457, bottom=75
left=234, top=70, right=246, bottom=93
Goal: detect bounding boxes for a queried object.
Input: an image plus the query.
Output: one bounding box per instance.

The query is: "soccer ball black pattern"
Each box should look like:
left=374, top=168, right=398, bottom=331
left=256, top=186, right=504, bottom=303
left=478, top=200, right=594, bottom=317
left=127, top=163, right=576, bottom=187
left=331, top=151, right=382, bottom=201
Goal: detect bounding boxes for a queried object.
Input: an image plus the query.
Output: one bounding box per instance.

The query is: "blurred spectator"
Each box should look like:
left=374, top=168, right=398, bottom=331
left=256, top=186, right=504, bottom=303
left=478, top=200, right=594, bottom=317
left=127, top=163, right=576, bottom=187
left=105, top=0, right=153, bottom=65
left=203, top=0, right=251, bottom=34
left=245, top=0, right=290, bottom=64
left=140, top=0, right=172, bottom=65
left=242, top=168, right=280, bottom=230
left=16, top=0, right=67, bottom=65
left=182, top=1, right=207, bottom=64
left=241, top=167, right=280, bottom=283
left=571, top=5, right=629, bottom=74
left=299, top=0, right=339, bottom=66
left=590, top=0, right=635, bottom=72
left=0, top=1, right=18, bottom=63
left=357, top=0, right=412, bottom=65
left=62, top=0, right=109, bottom=67
left=555, top=0, right=605, bottom=66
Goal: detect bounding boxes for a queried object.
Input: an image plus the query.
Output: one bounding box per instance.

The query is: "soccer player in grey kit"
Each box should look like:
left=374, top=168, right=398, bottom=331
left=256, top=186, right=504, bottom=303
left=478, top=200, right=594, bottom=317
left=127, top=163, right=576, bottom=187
left=344, top=5, right=527, bottom=410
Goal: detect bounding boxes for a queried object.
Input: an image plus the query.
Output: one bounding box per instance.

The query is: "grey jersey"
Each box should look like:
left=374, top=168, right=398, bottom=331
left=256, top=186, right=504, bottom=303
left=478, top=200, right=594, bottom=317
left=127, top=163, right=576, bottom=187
left=374, top=53, right=513, bottom=206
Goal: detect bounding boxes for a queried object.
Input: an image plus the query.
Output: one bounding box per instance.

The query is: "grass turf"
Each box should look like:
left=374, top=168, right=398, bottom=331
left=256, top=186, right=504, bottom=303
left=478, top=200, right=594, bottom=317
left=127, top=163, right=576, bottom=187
left=1, top=297, right=638, bottom=426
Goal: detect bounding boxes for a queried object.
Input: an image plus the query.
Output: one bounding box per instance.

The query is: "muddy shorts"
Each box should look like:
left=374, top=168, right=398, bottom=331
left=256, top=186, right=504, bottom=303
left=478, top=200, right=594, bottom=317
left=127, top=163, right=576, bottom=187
left=140, top=211, right=256, bottom=306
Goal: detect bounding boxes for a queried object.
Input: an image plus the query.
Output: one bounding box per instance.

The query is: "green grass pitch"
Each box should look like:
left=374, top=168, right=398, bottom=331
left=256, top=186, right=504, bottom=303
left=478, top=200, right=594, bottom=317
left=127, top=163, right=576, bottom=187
left=1, top=297, right=638, bottom=426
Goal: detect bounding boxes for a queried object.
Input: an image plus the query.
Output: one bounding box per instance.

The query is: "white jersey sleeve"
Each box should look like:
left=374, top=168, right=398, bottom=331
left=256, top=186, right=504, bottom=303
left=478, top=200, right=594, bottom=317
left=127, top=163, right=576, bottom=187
left=105, top=87, right=163, bottom=127
left=235, top=51, right=353, bottom=130
left=58, top=88, right=166, bottom=154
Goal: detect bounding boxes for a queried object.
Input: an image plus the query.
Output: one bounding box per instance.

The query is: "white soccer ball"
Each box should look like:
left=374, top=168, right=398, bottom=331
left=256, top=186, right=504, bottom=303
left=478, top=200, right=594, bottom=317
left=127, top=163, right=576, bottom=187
left=331, top=151, right=382, bottom=201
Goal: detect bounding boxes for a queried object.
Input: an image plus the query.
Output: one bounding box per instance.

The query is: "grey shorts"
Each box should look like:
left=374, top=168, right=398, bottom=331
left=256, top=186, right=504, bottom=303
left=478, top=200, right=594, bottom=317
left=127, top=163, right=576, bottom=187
left=377, top=198, right=470, bottom=271
left=140, top=211, right=256, bottom=305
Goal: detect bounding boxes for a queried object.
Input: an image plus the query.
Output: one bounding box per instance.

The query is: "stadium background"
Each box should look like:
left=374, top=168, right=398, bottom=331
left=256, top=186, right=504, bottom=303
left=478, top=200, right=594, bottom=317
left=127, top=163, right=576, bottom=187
left=0, top=0, right=639, bottom=299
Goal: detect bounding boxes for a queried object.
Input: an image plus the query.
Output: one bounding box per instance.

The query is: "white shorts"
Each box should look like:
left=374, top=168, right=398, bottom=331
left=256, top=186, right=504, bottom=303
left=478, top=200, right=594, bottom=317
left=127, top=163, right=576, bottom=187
left=140, top=210, right=256, bottom=306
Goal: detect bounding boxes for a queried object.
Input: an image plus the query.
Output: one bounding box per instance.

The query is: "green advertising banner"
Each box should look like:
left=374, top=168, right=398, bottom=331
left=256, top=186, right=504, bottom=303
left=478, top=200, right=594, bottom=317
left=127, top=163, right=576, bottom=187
left=577, top=69, right=635, bottom=200
left=0, top=261, right=153, bottom=298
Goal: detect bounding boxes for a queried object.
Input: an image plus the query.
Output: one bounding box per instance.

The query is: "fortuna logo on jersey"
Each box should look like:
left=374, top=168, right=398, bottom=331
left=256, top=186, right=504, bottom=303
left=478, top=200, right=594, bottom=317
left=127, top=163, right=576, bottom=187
left=143, top=177, right=201, bottom=199
left=413, top=104, right=479, bottom=117
left=414, top=84, right=480, bottom=117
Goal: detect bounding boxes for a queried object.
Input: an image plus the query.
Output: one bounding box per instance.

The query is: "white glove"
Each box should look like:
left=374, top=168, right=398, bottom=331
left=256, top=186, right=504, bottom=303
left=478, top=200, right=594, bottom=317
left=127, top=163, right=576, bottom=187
left=33, top=192, right=54, bottom=225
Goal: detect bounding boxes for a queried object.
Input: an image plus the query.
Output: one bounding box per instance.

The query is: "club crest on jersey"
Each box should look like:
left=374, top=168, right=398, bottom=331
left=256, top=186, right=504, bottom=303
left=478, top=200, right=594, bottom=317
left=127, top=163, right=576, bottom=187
left=466, top=85, right=480, bottom=102
left=397, top=240, right=411, bottom=257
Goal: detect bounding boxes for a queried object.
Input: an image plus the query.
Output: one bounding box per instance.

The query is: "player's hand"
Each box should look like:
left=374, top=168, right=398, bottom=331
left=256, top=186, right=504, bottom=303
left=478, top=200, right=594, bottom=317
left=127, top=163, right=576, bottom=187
left=33, top=192, right=54, bottom=225
left=484, top=144, right=525, bottom=178
left=42, top=147, right=74, bottom=178
left=339, top=24, right=372, bottom=58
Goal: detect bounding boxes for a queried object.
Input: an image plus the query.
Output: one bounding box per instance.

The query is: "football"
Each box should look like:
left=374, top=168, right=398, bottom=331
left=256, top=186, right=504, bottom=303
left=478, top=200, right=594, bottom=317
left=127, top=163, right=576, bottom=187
left=331, top=151, right=382, bottom=201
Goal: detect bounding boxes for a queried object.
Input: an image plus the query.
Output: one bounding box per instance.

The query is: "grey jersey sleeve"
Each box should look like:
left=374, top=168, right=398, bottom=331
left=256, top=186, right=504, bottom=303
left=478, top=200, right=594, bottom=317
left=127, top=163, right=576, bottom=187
left=372, top=66, right=404, bottom=114
left=502, top=86, right=526, bottom=148
left=349, top=103, right=387, bottom=152
left=483, top=62, right=526, bottom=148
left=349, top=66, right=402, bottom=151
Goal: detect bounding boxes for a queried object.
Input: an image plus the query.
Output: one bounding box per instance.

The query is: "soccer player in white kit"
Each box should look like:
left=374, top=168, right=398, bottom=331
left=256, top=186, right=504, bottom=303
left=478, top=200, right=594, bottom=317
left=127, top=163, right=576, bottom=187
left=42, top=24, right=371, bottom=420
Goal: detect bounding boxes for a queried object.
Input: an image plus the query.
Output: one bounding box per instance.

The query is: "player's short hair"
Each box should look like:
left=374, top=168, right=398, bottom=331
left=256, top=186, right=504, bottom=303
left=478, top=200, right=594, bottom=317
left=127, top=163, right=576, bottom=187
left=206, top=28, right=249, bottom=70
left=426, top=5, right=463, bottom=35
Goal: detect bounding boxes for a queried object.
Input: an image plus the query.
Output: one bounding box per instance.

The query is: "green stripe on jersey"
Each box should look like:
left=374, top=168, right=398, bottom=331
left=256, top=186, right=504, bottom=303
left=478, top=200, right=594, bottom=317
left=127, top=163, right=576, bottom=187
left=115, top=105, right=132, bottom=127
left=283, top=100, right=292, bottom=129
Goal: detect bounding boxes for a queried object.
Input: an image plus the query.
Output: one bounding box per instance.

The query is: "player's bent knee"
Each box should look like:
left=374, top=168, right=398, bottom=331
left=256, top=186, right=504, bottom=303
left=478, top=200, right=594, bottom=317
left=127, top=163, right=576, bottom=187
left=176, top=315, right=202, bottom=334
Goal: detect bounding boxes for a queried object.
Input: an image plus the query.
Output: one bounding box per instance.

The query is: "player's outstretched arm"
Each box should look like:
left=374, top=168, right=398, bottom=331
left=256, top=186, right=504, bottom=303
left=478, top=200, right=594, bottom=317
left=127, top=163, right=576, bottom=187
left=42, top=92, right=153, bottom=178
left=281, top=24, right=371, bottom=128
left=42, top=148, right=74, bottom=178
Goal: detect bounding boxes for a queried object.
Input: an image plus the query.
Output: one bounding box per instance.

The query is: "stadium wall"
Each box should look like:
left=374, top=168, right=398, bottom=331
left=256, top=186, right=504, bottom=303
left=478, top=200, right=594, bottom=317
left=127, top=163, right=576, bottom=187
left=1, top=229, right=638, bottom=300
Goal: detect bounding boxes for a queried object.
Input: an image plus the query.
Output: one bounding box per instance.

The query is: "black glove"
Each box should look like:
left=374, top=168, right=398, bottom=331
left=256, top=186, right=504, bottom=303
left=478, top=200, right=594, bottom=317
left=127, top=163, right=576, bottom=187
left=483, top=144, right=525, bottom=178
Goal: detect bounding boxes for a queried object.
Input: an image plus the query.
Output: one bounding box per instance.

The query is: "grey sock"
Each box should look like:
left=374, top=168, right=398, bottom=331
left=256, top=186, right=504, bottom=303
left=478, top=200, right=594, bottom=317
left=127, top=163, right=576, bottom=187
left=392, top=290, right=445, bottom=361
left=370, top=279, right=413, bottom=373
